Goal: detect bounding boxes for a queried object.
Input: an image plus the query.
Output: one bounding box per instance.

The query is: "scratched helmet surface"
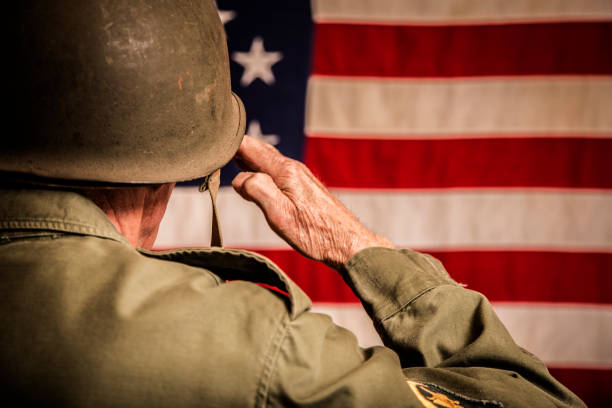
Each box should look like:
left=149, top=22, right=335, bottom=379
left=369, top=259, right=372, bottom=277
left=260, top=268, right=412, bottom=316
left=2, top=0, right=245, bottom=184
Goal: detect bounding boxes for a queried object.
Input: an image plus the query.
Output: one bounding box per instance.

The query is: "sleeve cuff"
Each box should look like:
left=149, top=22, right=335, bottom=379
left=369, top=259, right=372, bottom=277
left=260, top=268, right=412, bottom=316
left=343, top=247, right=458, bottom=322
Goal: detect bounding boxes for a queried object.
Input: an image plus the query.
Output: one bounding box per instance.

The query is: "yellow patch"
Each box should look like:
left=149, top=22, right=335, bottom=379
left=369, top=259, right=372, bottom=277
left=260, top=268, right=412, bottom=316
left=407, top=380, right=465, bottom=408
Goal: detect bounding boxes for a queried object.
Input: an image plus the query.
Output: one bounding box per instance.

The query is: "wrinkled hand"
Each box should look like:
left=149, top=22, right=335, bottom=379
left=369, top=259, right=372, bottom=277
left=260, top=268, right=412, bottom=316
left=232, top=136, right=394, bottom=270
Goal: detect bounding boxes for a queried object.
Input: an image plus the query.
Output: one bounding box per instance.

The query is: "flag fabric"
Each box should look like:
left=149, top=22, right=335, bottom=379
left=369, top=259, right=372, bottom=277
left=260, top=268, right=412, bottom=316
left=156, top=1, right=612, bottom=406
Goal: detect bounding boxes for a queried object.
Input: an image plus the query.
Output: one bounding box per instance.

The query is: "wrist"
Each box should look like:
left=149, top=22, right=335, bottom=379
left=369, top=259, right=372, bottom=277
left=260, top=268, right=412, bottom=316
left=328, top=232, right=395, bottom=271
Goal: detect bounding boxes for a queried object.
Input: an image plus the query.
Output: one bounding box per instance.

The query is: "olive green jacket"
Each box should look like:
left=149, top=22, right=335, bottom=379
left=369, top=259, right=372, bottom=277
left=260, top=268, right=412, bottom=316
left=0, top=188, right=584, bottom=407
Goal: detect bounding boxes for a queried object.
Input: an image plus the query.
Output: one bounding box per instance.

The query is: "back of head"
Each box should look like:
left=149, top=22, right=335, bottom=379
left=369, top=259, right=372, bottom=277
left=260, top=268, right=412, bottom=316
left=3, top=0, right=245, bottom=185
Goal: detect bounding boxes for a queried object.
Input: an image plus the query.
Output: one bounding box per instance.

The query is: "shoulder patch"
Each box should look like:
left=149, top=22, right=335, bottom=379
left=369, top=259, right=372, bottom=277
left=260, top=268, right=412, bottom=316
left=406, top=380, right=503, bottom=408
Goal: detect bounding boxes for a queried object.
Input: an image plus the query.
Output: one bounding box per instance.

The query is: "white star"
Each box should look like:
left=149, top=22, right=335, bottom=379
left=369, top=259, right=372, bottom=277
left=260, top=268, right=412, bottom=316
left=247, top=120, right=280, bottom=145
left=232, top=36, right=283, bottom=86
left=218, top=9, right=236, bottom=25
left=213, top=1, right=236, bottom=25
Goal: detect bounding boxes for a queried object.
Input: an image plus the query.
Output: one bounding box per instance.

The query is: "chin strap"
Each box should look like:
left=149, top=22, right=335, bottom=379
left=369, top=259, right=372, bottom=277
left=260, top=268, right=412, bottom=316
left=199, top=168, right=223, bottom=247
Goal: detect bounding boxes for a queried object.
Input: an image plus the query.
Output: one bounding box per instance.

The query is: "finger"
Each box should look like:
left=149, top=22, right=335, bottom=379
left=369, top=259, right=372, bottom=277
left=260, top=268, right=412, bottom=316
left=234, top=135, right=289, bottom=179
left=231, top=171, right=287, bottom=215
left=231, top=171, right=255, bottom=200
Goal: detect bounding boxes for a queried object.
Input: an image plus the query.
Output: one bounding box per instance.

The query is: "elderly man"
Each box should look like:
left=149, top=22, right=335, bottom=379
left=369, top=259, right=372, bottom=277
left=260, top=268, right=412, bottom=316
left=0, top=1, right=584, bottom=407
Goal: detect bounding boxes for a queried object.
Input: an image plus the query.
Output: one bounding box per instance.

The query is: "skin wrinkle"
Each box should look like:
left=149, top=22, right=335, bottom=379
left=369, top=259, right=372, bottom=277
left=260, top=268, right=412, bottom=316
left=80, top=183, right=175, bottom=249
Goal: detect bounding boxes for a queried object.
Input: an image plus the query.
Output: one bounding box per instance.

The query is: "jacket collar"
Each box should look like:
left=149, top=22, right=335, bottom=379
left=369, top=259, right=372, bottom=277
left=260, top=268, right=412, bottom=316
left=142, top=247, right=313, bottom=318
left=0, top=188, right=128, bottom=244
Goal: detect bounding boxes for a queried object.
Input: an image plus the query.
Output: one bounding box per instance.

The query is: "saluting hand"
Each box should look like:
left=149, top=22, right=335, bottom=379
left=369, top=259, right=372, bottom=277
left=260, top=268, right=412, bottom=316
left=232, top=136, right=393, bottom=270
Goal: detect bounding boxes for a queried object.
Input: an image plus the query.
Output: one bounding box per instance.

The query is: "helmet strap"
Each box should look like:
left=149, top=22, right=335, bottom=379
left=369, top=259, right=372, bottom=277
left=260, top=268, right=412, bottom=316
left=199, top=169, right=223, bottom=247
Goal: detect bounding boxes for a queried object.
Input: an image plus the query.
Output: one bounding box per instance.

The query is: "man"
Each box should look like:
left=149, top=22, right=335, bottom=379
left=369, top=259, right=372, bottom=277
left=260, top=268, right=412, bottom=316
left=0, top=1, right=585, bottom=407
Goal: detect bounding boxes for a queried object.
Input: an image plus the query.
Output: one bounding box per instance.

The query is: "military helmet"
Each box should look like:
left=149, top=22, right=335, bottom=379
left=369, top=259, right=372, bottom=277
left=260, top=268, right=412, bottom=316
left=2, top=0, right=245, bottom=185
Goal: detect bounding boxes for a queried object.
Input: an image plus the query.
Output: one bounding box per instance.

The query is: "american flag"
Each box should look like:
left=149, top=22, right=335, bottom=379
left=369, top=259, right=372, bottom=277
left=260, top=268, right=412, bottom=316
left=155, top=1, right=612, bottom=406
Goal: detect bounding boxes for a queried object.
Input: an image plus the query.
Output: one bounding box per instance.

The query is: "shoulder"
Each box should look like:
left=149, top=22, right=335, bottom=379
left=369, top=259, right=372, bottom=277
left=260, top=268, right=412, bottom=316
left=1, top=234, right=292, bottom=406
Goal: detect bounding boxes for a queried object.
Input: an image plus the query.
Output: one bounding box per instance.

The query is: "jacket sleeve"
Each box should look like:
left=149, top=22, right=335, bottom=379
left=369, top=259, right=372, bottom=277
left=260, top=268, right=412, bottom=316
left=264, top=247, right=585, bottom=408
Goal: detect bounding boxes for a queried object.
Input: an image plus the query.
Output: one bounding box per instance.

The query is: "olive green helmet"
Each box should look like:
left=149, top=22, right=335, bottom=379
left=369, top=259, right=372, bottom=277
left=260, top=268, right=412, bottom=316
left=2, top=0, right=245, bottom=185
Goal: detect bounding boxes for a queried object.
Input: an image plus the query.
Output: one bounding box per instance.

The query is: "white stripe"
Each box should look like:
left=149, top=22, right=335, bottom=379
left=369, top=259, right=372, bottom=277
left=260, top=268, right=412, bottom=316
left=155, top=187, right=612, bottom=251
left=311, top=303, right=612, bottom=367
left=312, top=0, right=612, bottom=25
left=305, top=77, right=612, bottom=138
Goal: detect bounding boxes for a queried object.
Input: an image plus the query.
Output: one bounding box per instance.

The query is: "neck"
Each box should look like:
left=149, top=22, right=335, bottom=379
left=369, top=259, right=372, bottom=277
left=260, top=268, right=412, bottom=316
left=81, top=183, right=175, bottom=249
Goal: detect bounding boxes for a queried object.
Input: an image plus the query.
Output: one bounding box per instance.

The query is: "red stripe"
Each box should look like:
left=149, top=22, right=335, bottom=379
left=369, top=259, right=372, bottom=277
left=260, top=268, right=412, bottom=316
left=549, top=368, right=612, bottom=408
left=254, top=249, right=612, bottom=304
left=429, top=251, right=612, bottom=304
left=312, top=22, right=612, bottom=77
left=303, top=137, right=612, bottom=189
left=258, top=250, right=360, bottom=303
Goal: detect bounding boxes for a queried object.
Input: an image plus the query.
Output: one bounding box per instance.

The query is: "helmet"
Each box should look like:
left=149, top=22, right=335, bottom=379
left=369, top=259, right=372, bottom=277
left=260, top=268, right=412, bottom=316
left=2, top=0, right=245, bottom=185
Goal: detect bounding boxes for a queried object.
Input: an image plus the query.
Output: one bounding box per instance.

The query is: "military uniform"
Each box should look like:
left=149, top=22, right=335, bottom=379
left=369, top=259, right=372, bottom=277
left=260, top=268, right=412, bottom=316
left=0, top=188, right=584, bottom=407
